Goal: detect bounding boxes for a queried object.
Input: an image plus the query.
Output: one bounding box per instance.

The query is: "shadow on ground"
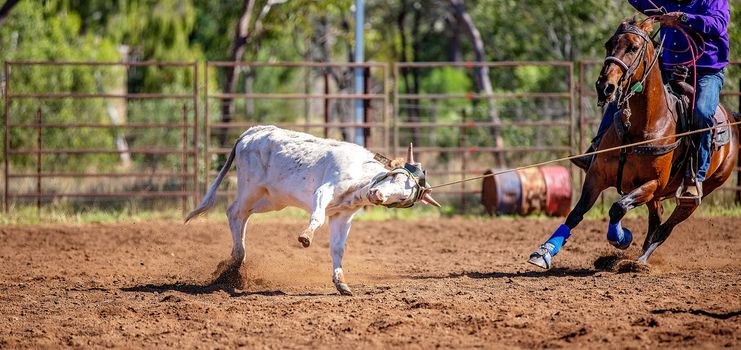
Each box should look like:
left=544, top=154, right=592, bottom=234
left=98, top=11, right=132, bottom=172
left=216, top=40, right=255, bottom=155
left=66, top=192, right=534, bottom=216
left=409, top=267, right=599, bottom=280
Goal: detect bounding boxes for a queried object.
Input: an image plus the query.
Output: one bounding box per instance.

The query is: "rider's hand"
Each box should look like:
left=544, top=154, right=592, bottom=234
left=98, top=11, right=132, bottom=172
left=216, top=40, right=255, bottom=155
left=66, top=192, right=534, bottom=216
left=656, top=12, right=685, bottom=28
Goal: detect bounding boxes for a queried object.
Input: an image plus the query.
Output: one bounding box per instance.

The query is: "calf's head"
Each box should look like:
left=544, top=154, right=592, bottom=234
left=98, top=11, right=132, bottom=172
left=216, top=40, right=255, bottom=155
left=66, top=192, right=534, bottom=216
left=368, top=144, right=441, bottom=208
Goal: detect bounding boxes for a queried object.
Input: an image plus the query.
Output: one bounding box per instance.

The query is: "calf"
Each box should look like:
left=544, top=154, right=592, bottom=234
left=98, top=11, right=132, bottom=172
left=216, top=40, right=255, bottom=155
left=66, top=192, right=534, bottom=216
left=186, top=125, right=439, bottom=295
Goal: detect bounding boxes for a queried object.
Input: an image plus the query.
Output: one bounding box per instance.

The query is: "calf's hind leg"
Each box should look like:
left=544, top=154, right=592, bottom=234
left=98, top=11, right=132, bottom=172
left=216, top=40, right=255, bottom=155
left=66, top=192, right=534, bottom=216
left=226, top=194, right=280, bottom=266
left=214, top=196, right=280, bottom=287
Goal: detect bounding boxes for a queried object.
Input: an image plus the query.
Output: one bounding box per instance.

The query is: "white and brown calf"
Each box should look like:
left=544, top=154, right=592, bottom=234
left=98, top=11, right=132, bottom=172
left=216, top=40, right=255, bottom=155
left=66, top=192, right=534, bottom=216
left=186, top=125, right=438, bottom=295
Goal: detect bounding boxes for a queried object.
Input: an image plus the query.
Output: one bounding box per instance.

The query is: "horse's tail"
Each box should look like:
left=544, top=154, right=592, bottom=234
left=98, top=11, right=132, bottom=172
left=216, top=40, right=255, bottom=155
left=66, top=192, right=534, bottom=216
left=185, top=141, right=239, bottom=223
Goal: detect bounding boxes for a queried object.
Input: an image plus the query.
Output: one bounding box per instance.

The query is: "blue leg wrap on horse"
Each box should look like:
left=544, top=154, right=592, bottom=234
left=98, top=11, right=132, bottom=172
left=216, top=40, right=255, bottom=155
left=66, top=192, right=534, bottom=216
left=607, top=221, right=633, bottom=249
left=545, top=224, right=571, bottom=256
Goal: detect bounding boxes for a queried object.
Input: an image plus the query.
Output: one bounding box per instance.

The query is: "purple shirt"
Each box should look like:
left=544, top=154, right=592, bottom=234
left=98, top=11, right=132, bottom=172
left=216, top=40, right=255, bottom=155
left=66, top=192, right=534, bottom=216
left=629, top=0, right=729, bottom=71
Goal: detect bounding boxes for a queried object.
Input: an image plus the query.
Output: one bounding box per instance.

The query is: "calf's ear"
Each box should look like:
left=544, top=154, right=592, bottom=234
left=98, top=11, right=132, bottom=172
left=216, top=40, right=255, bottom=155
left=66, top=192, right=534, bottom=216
left=389, top=158, right=405, bottom=168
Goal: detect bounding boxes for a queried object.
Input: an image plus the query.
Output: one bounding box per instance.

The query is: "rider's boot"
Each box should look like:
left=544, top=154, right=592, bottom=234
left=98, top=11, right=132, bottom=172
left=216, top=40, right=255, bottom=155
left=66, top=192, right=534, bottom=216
left=571, top=144, right=596, bottom=171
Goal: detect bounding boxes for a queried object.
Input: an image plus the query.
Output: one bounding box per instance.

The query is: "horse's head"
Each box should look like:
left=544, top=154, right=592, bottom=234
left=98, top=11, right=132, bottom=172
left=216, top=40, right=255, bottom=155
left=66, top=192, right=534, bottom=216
left=596, top=18, right=657, bottom=105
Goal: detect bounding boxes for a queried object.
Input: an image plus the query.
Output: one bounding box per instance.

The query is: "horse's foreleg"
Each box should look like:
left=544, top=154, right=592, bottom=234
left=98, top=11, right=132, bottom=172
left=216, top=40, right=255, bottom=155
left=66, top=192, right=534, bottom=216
left=606, top=180, right=658, bottom=249
left=638, top=202, right=698, bottom=263
left=528, top=175, right=606, bottom=269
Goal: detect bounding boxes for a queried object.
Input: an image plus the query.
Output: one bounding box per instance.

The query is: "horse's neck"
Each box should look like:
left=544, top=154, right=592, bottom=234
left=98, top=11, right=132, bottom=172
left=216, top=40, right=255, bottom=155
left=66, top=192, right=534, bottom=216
left=627, top=64, right=673, bottom=138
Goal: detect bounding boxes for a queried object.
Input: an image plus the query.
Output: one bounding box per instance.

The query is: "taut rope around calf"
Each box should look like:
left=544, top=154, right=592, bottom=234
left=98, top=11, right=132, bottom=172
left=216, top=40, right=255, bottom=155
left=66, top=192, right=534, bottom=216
left=427, top=119, right=741, bottom=190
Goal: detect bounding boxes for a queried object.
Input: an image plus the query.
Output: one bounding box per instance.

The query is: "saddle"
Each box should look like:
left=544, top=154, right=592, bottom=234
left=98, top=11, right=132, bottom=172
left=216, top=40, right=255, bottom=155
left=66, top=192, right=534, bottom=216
left=667, top=66, right=731, bottom=149
left=665, top=66, right=731, bottom=205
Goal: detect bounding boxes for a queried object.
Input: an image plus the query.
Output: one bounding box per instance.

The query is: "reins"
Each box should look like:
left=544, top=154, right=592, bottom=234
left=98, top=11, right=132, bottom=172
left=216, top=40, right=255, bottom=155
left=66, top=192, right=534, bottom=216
left=600, top=23, right=668, bottom=195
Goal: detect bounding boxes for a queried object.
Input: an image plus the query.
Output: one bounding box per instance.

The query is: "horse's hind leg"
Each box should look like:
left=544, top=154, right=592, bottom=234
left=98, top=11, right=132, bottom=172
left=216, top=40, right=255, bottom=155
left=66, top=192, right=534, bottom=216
left=528, top=175, right=605, bottom=269
left=646, top=199, right=663, bottom=240
left=638, top=203, right=698, bottom=263
left=605, top=180, right=659, bottom=249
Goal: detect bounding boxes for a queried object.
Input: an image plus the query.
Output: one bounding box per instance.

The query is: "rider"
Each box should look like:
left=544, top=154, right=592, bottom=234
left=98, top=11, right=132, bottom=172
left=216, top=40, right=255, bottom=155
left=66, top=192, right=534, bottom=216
left=573, top=0, right=730, bottom=200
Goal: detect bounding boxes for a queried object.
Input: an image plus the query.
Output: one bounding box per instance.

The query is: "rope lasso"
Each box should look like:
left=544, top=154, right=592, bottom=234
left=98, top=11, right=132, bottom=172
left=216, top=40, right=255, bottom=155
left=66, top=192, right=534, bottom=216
left=428, top=119, right=741, bottom=190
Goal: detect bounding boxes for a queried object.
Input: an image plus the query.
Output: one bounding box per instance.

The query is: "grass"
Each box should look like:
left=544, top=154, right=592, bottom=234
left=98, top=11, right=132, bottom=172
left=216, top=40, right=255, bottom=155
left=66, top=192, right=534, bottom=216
left=2, top=199, right=740, bottom=225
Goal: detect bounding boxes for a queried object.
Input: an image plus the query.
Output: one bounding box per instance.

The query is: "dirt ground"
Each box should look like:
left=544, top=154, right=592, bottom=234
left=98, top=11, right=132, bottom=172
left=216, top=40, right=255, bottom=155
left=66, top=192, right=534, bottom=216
left=0, top=216, right=739, bottom=349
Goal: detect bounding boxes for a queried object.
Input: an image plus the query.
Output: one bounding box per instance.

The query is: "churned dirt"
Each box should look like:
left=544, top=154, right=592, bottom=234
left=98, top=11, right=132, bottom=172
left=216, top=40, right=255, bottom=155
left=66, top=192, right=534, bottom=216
left=0, top=216, right=739, bottom=349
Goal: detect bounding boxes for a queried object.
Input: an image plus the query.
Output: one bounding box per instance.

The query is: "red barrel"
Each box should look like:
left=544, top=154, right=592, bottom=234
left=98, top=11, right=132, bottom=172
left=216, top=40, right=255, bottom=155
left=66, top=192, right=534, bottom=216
left=540, top=166, right=572, bottom=217
left=481, top=169, right=521, bottom=216
left=517, top=167, right=547, bottom=216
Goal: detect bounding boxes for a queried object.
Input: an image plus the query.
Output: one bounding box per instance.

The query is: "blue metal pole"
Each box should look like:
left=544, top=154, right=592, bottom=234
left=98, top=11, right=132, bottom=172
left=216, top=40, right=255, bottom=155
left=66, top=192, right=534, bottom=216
left=354, top=0, right=365, bottom=146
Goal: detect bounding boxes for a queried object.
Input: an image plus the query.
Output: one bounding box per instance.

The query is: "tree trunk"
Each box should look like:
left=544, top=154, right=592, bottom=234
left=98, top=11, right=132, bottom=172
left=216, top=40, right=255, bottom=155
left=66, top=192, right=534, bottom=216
left=219, top=0, right=256, bottom=147
left=218, top=0, right=286, bottom=147
left=446, top=16, right=462, bottom=62
left=312, top=14, right=353, bottom=141
left=449, top=0, right=505, bottom=166
left=0, top=0, right=20, bottom=27
left=397, top=0, right=421, bottom=148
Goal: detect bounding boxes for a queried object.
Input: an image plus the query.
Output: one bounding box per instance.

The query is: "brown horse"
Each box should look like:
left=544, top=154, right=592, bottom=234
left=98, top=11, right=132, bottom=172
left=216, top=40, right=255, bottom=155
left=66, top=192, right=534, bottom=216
left=528, top=18, right=739, bottom=269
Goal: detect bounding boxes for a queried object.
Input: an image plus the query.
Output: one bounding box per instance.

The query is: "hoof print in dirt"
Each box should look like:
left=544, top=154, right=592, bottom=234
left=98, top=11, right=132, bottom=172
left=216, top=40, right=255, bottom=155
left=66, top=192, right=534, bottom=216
left=211, top=259, right=246, bottom=289
left=594, top=255, right=650, bottom=273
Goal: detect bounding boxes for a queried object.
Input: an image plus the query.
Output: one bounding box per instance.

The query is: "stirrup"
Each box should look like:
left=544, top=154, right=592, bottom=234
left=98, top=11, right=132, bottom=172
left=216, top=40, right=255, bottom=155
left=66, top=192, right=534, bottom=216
left=675, top=179, right=702, bottom=207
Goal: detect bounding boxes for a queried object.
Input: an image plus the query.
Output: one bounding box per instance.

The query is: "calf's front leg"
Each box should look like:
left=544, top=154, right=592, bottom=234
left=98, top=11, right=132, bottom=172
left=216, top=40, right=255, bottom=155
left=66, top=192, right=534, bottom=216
left=329, top=212, right=355, bottom=295
left=298, top=183, right=334, bottom=248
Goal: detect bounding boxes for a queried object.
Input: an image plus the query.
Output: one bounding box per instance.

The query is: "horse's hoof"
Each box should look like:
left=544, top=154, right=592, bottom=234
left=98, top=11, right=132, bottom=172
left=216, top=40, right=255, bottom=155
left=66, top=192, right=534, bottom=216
left=335, top=283, right=353, bottom=296
left=608, top=227, right=633, bottom=250
left=298, top=230, right=313, bottom=248
left=528, top=245, right=552, bottom=270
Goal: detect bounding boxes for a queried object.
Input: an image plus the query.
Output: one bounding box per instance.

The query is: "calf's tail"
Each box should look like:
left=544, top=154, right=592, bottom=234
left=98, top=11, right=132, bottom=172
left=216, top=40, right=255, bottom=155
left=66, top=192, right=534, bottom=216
left=185, top=142, right=238, bottom=223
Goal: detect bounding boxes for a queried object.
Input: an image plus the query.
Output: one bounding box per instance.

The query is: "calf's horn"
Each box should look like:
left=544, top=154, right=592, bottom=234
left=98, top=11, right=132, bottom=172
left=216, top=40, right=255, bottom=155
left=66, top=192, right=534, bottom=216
left=422, top=192, right=442, bottom=208
left=407, top=143, right=415, bottom=164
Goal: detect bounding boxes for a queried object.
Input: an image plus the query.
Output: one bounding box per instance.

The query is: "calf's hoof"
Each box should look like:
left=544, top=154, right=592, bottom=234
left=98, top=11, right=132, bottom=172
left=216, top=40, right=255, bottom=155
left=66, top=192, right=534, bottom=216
left=335, top=283, right=353, bottom=296
left=298, top=229, right=313, bottom=248
left=527, top=245, right=553, bottom=270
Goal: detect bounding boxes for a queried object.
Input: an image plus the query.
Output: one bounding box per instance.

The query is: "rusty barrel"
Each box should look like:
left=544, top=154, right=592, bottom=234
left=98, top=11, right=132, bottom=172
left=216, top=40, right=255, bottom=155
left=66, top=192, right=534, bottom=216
left=517, top=167, right=547, bottom=216
left=540, top=166, right=572, bottom=217
left=481, top=169, right=521, bottom=216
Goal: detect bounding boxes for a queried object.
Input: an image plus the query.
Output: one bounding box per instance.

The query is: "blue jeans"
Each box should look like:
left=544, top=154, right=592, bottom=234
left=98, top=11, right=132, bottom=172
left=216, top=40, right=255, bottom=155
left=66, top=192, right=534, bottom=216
left=594, top=70, right=725, bottom=182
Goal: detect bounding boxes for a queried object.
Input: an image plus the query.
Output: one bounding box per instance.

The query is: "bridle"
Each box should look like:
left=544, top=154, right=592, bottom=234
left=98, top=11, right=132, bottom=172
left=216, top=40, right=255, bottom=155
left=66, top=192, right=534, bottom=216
left=600, top=23, right=665, bottom=110
left=600, top=23, right=675, bottom=196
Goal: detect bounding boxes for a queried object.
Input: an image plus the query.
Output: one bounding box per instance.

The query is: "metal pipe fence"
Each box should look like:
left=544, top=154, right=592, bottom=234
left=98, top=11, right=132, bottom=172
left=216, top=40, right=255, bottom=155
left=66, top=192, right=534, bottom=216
left=2, top=61, right=199, bottom=212
left=2, top=60, right=740, bottom=213
left=392, top=61, right=576, bottom=203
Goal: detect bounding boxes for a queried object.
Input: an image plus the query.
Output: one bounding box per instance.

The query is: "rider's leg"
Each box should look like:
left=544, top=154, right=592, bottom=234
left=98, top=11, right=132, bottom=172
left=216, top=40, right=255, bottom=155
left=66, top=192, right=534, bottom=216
left=686, top=71, right=724, bottom=196
left=572, top=102, right=619, bottom=170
